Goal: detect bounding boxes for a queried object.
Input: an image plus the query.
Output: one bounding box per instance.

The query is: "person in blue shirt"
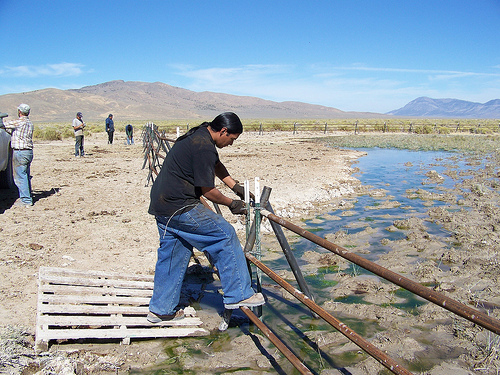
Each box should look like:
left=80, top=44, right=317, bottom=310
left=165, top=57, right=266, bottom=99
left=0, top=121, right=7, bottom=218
left=105, top=114, right=114, bottom=144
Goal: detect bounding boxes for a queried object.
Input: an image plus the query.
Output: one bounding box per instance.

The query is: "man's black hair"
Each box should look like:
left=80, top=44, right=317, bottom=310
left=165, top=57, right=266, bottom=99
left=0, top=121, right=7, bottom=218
left=176, top=112, right=243, bottom=142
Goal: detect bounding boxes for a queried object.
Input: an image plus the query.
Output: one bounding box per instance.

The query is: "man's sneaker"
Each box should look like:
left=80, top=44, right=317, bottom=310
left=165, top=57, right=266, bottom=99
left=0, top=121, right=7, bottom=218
left=224, top=293, right=265, bottom=309
left=14, top=200, right=32, bottom=207
left=147, top=309, right=185, bottom=323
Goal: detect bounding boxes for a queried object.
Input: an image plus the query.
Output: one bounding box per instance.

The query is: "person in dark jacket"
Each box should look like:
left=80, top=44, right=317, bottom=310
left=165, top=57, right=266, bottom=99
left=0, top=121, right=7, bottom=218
left=105, top=114, right=114, bottom=144
left=125, top=124, right=134, bottom=145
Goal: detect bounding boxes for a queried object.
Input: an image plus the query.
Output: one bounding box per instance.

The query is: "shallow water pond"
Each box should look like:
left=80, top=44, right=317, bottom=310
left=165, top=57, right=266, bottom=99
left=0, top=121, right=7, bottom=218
left=252, top=148, right=487, bottom=373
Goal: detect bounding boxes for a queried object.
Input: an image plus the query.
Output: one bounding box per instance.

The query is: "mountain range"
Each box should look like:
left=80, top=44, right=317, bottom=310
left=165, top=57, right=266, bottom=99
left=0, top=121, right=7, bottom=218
left=387, top=97, right=500, bottom=118
left=0, top=80, right=380, bottom=122
left=0, top=80, right=498, bottom=121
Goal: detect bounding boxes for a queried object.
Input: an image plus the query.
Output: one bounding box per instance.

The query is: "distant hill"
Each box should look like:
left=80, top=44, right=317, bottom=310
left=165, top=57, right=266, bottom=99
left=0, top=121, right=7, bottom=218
left=0, top=80, right=383, bottom=122
left=387, top=97, right=500, bottom=118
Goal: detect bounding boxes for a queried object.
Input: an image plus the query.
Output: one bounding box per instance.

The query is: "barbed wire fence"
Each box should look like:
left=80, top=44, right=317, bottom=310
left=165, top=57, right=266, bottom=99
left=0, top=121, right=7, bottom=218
left=142, top=119, right=500, bottom=137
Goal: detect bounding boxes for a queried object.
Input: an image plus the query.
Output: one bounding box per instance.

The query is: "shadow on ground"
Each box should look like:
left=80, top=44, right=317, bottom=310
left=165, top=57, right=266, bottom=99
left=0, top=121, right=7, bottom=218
left=0, top=187, right=60, bottom=214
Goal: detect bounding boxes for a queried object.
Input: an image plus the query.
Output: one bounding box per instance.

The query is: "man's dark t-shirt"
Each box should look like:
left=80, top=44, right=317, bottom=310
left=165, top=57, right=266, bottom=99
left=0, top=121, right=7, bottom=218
left=148, top=126, right=219, bottom=217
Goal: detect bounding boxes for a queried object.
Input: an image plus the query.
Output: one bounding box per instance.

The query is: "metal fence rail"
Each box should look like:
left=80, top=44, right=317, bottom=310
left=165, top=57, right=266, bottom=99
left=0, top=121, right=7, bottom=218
left=260, top=209, right=500, bottom=336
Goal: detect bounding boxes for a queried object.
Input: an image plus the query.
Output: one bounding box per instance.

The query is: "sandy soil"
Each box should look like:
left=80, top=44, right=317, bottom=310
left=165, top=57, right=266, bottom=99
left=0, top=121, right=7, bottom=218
left=1, top=130, right=499, bottom=374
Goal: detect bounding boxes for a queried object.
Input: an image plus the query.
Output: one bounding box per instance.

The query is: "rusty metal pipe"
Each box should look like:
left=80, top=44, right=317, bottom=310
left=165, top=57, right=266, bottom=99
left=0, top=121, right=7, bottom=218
left=246, top=253, right=413, bottom=375
left=240, top=306, right=314, bottom=375
left=261, top=209, right=500, bottom=335
left=264, top=195, right=314, bottom=303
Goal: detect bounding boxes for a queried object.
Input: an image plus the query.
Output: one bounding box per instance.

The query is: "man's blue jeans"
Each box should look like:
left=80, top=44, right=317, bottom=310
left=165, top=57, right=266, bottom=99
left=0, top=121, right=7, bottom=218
left=75, top=135, right=84, bottom=156
left=12, top=149, right=33, bottom=205
left=149, top=203, right=254, bottom=316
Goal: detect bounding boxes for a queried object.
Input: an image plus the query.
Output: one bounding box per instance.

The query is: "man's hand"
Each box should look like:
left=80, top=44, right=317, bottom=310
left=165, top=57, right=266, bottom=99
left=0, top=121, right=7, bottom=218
left=229, top=200, right=247, bottom=215
left=232, top=183, right=255, bottom=201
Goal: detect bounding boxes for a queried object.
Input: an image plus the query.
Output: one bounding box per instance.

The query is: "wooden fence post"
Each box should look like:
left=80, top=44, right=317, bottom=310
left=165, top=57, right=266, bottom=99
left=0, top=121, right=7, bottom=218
left=354, top=121, right=358, bottom=135
left=324, top=122, right=327, bottom=134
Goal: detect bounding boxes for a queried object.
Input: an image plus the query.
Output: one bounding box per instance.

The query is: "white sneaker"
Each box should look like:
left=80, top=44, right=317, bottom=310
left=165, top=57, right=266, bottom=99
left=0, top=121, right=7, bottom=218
left=224, top=293, right=265, bottom=309
left=147, top=309, right=185, bottom=323
left=14, top=200, right=32, bottom=207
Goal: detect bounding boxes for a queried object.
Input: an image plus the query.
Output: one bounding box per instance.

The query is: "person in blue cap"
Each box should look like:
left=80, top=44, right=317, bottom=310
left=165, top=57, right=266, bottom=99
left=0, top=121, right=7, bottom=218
left=72, top=112, right=85, bottom=157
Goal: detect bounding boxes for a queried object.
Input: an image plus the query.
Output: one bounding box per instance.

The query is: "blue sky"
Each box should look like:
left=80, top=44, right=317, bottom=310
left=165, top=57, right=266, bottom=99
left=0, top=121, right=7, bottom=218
left=1, top=0, right=499, bottom=113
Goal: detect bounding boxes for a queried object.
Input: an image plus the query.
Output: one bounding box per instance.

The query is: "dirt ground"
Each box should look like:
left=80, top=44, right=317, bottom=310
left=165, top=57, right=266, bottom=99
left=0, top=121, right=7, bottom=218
left=0, top=130, right=499, bottom=374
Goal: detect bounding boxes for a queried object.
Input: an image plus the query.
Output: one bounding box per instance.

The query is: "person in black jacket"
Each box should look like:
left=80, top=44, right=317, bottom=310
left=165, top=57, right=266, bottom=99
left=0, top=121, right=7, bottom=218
left=105, top=114, right=114, bottom=144
left=125, top=124, right=134, bottom=145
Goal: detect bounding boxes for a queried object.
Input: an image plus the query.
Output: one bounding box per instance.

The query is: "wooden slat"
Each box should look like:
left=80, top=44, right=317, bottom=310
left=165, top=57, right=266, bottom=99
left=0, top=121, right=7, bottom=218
left=39, top=274, right=154, bottom=289
left=38, top=284, right=153, bottom=297
left=38, top=293, right=151, bottom=305
left=39, top=267, right=154, bottom=281
left=38, top=304, right=149, bottom=315
left=36, top=327, right=207, bottom=341
left=38, top=315, right=203, bottom=327
left=35, top=267, right=208, bottom=350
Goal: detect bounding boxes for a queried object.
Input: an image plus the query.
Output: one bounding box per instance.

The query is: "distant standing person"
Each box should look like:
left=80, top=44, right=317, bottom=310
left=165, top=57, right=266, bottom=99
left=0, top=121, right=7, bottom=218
left=106, top=114, right=114, bottom=144
left=1, top=104, right=34, bottom=206
left=73, top=112, right=85, bottom=157
left=125, top=124, right=134, bottom=145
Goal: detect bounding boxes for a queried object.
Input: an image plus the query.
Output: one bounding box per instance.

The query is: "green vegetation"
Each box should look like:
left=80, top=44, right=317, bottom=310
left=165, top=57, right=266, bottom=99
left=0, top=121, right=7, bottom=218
left=31, top=118, right=500, bottom=141
left=319, top=133, right=500, bottom=153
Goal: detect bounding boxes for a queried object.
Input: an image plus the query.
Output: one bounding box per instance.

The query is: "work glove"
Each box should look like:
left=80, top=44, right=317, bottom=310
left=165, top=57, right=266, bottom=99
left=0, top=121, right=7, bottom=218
left=232, top=183, right=256, bottom=201
left=229, top=200, right=247, bottom=215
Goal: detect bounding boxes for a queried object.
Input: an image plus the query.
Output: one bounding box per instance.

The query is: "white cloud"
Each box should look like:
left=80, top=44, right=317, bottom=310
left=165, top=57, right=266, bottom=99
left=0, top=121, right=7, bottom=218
left=330, top=65, right=500, bottom=80
left=172, top=64, right=292, bottom=89
left=0, top=62, right=85, bottom=78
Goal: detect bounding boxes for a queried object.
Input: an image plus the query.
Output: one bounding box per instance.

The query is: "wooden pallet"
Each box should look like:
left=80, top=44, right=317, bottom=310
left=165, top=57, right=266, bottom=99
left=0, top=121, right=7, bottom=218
left=35, top=267, right=208, bottom=351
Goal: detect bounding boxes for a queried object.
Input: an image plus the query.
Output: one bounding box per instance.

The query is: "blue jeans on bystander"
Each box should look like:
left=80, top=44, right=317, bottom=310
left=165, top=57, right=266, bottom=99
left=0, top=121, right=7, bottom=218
left=149, top=203, right=254, bottom=316
left=75, top=135, right=84, bottom=156
left=12, top=149, right=33, bottom=205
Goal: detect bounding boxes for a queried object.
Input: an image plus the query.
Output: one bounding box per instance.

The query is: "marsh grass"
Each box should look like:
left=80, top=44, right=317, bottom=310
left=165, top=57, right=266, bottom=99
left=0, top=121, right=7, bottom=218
left=319, top=133, right=500, bottom=154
